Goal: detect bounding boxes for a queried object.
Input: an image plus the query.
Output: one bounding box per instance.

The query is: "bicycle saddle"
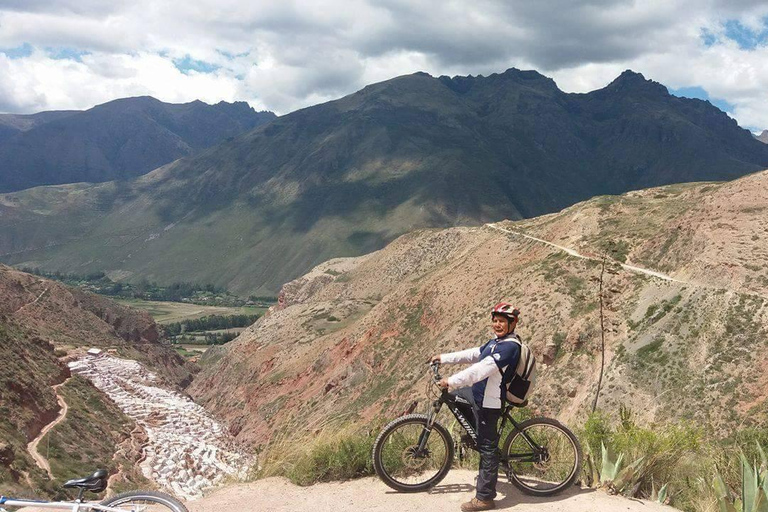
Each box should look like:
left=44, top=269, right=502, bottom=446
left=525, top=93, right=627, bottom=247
left=62, top=469, right=108, bottom=492
left=508, top=399, right=528, bottom=408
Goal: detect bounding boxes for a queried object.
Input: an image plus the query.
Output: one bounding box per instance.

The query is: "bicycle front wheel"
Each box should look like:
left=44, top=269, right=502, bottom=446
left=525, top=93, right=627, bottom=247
left=100, top=490, right=189, bottom=512
left=372, top=414, right=454, bottom=492
left=502, top=417, right=582, bottom=496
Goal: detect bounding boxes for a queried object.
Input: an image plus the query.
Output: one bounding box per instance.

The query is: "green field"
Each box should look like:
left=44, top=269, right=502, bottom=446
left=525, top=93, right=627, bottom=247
left=114, top=298, right=268, bottom=324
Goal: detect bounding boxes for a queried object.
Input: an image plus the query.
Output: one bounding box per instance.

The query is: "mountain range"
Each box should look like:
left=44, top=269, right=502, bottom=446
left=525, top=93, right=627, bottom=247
left=0, top=97, right=276, bottom=192
left=1, top=69, right=767, bottom=295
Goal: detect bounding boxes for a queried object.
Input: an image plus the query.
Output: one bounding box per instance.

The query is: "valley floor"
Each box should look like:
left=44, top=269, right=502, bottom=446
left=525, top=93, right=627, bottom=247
left=189, top=470, right=676, bottom=512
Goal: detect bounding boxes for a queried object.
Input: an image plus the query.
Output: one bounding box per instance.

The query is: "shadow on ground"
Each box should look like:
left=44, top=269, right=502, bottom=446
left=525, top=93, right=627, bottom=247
left=495, top=480, right=595, bottom=509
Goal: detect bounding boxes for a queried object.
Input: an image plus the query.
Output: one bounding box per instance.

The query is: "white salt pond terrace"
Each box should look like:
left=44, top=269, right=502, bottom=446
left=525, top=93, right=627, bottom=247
left=68, top=355, right=250, bottom=500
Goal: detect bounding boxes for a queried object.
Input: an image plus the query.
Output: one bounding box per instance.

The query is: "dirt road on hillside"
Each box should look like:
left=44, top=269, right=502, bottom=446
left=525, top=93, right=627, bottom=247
left=27, top=378, right=69, bottom=479
left=487, top=223, right=686, bottom=284
left=190, top=470, right=676, bottom=512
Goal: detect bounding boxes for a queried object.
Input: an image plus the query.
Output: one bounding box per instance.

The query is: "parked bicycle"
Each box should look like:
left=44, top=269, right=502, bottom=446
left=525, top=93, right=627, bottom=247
left=0, top=469, right=188, bottom=512
left=372, top=362, right=582, bottom=495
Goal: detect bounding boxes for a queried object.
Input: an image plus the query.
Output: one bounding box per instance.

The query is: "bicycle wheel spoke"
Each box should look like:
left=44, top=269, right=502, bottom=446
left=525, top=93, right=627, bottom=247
left=505, top=421, right=579, bottom=493
left=100, top=490, right=188, bottom=512
left=108, top=500, right=162, bottom=512
left=374, top=415, right=453, bottom=491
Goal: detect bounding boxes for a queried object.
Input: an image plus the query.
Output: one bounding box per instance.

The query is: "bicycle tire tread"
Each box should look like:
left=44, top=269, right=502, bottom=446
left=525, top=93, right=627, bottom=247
left=372, top=414, right=454, bottom=493
left=100, top=489, right=188, bottom=512
left=501, top=416, right=582, bottom=496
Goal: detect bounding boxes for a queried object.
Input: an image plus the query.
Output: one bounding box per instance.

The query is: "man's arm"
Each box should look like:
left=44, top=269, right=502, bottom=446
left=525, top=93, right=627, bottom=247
left=445, top=357, right=498, bottom=389
left=439, top=347, right=482, bottom=365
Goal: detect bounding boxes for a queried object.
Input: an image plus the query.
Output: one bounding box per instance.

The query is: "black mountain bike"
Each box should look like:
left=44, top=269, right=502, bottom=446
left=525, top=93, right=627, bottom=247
left=372, top=363, right=582, bottom=496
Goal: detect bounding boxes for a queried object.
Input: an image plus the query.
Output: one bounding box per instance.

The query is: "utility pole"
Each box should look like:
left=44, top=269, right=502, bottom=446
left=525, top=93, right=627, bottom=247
left=592, top=251, right=608, bottom=413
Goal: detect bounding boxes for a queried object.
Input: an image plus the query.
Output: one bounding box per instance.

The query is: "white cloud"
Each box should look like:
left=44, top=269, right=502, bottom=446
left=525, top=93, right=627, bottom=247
left=0, top=0, right=767, bottom=129
left=0, top=49, right=248, bottom=112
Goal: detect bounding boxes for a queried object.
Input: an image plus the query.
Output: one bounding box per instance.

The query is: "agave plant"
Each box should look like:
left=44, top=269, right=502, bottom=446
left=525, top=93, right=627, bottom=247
left=714, top=443, right=768, bottom=512
left=599, top=442, right=646, bottom=495
left=650, top=481, right=669, bottom=504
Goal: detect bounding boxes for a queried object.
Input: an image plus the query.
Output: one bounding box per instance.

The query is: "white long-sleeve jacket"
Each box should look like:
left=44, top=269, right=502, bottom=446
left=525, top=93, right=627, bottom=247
left=441, top=334, right=522, bottom=409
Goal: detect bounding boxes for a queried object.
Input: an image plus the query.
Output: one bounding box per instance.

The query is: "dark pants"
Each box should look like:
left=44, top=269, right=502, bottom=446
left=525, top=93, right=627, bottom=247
left=452, top=388, right=502, bottom=501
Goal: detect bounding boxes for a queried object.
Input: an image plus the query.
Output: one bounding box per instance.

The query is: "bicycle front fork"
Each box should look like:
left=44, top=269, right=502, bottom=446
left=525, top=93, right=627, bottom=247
left=416, top=400, right=443, bottom=452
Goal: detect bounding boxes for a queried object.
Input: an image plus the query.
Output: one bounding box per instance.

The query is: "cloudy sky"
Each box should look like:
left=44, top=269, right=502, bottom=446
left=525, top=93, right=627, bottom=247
left=1, top=0, right=768, bottom=130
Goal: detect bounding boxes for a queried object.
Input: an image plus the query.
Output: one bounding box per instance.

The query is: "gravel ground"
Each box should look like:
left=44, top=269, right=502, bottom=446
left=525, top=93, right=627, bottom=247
left=189, top=470, right=678, bottom=512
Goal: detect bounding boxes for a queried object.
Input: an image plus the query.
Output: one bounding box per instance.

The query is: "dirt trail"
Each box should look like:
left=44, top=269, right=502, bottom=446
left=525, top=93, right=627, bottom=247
left=487, top=223, right=686, bottom=284
left=27, top=378, right=70, bottom=479
left=488, top=223, right=768, bottom=295
left=190, top=470, right=676, bottom=512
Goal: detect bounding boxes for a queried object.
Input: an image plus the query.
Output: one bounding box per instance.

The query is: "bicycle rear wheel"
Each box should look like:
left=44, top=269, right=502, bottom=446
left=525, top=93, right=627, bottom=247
left=501, top=417, right=581, bottom=496
left=372, top=414, right=454, bottom=492
left=100, top=490, right=188, bottom=512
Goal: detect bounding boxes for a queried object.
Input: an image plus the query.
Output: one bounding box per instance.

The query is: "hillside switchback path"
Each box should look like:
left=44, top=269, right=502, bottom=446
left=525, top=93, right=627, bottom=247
left=487, top=223, right=686, bottom=283
left=27, top=378, right=70, bottom=479
left=487, top=223, right=768, bottom=304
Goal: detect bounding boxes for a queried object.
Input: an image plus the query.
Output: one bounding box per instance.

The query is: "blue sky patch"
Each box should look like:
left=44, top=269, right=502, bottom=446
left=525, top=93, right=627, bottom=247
left=723, top=18, right=768, bottom=50
left=1, top=43, right=33, bottom=59
left=670, top=86, right=735, bottom=114
left=48, top=47, right=90, bottom=62
left=173, top=55, right=220, bottom=74
left=700, top=28, right=717, bottom=47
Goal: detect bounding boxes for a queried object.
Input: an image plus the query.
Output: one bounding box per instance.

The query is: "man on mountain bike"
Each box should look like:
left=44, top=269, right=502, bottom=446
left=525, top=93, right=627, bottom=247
left=430, top=303, right=522, bottom=512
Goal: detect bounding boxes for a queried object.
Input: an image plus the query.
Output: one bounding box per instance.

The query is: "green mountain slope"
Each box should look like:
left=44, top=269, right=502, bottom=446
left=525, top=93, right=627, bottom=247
left=1, top=69, right=767, bottom=295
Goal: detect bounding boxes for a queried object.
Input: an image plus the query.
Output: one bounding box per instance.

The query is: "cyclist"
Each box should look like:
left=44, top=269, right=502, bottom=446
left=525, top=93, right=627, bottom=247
left=430, top=303, right=522, bottom=512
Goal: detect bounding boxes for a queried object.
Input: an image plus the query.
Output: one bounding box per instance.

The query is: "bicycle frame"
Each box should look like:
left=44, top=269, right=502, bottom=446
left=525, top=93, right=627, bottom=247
left=0, top=497, right=125, bottom=512
left=424, top=364, right=545, bottom=466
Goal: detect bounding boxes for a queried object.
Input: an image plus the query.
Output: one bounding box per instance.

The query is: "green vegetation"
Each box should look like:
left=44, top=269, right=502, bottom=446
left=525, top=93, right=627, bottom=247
left=164, top=313, right=260, bottom=336
left=113, top=298, right=266, bottom=325
left=602, top=239, right=631, bottom=263
left=637, top=336, right=665, bottom=361
left=258, top=427, right=376, bottom=485
left=579, top=408, right=768, bottom=511
left=172, top=331, right=239, bottom=345
left=17, top=268, right=275, bottom=307
left=581, top=407, right=701, bottom=500
left=713, top=445, right=768, bottom=512
left=642, top=294, right=682, bottom=324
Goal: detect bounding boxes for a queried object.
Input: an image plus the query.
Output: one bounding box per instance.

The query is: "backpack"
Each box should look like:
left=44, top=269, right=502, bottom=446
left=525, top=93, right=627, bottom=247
left=497, top=335, right=536, bottom=405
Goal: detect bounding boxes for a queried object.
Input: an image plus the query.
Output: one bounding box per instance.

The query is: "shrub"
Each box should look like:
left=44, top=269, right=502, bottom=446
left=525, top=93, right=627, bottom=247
left=713, top=444, right=768, bottom=512
left=258, top=426, right=375, bottom=485
left=580, top=407, right=702, bottom=500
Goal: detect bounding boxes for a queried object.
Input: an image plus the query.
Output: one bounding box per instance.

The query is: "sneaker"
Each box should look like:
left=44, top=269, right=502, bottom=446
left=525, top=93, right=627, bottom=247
left=460, top=498, right=495, bottom=511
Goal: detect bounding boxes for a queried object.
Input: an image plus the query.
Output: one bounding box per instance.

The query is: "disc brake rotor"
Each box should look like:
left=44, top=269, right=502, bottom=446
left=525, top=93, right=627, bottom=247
left=533, top=449, right=551, bottom=472
left=402, top=445, right=430, bottom=469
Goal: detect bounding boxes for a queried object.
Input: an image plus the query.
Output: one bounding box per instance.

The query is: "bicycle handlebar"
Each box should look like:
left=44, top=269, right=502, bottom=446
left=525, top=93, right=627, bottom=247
left=428, top=362, right=442, bottom=382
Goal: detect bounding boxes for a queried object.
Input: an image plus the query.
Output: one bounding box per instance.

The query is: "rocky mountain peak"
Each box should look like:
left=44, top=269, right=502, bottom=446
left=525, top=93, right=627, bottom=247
left=601, top=69, right=669, bottom=98
left=437, top=67, right=559, bottom=95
